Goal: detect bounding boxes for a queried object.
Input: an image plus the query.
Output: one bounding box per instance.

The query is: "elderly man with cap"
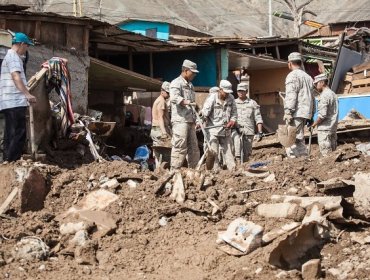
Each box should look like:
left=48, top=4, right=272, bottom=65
left=150, top=81, right=172, bottom=163
left=169, top=59, right=200, bottom=169
left=201, top=80, right=237, bottom=170
left=283, top=52, right=315, bottom=158
left=311, top=74, right=338, bottom=156
left=0, top=32, right=36, bottom=162
left=232, top=82, right=263, bottom=164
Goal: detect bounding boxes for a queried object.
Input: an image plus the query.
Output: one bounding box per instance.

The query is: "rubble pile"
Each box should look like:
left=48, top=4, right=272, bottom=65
left=1, top=142, right=370, bottom=279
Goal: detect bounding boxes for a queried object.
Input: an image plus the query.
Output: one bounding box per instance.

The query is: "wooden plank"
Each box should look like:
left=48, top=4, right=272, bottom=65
left=0, top=187, right=18, bottom=215
left=352, top=62, right=370, bottom=74
left=352, top=77, right=370, bottom=87
left=351, top=86, right=370, bottom=94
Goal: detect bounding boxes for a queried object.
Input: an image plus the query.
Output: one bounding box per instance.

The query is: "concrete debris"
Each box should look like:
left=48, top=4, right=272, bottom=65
left=269, top=221, right=329, bottom=269
left=217, top=218, right=263, bottom=255
left=262, top=222, right=301, bottom=244
left=356, top=142, right=370, bottom=156
left=100, top=178, right=120, bottom=189
left=170, top=172, right=185, bottom=204
left=12, top=237, right=49, bottom=261
left=353, top=172, right=370, bottom=218
left=301, top=259, right=321, bottom=280
left=317, top=177, right=354, bottom=192
left=256, top=203, right=306, bottom=221
left=271, top=195, right=344, bottom=221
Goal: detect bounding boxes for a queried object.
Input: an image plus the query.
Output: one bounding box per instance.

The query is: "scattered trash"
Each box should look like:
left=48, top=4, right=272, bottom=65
left=249, top=161, right=270, bottom=169
left=217, top=218, right=263, bottom=255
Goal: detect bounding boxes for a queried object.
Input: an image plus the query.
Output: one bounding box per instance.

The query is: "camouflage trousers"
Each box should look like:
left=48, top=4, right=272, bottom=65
left=286, top=117, right=308, bottom=158
left=150, top=126, right=171, bottom=164
left=171, top=122, right=200, bottom=169
left=318, top=130, right=337, bottom=156
left=209, top=135, right=235, bottom=170
left=232, top=132, right=253, bottom=162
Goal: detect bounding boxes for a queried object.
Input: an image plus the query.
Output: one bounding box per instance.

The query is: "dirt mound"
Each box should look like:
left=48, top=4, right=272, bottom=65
left=1, top=142, right=370, bottom=279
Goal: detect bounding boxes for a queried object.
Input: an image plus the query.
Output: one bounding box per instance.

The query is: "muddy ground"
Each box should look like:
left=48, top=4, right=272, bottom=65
left=1, top=140, right=370, bottom=280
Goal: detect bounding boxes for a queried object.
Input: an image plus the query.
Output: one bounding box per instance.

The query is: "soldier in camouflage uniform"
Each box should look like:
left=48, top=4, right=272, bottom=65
left=201, top=80, right=237, bottom=170
left=169, top=59, right=200, bottom=169
left=283, top=52, right=315, bottom=158
left=311, top=74, right=338, bottom=156
left=232, top=82, right=263, bottom=164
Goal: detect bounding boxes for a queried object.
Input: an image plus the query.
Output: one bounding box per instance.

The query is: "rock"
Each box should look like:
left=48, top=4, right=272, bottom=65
left=159, top=216, right=168, bottom=226
left=100, top=178, right=119, bottom=189
left=38, top=264, right=46, bottom=271
left=263, top=173, right=276, bottom=183
left=328, top=268, right=341, bottom=278
left=255, top=267, right=262, bottom=274
left=59, top=221, right=94, bottom=235
left=287, top=187, right=298, bottom=194
left=74, top=240, right=97, bottom=265
left=301, top=259, right=321, bottom=279
left=276, top=271, right=288, bottom=278
left=70, top=230, right=89, bottom=246
left=12, top=237, right=49, bottom=261
left=127, top=179, right=139, bottom=189
left=76, top=210, right=117, bottom=237
left=353, top=172, right=370, bottom=217
left=256, top=203, right=306, bottom=222
left=58, top=189, right=119, bottom=219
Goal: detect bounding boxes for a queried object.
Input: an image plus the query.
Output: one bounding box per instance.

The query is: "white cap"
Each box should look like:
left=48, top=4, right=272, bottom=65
left=237, top=82, right=248, bottom=92
left=288, top=52, right=302, bottom=62
left=161, top=81, right=170, bottom=92
left=313, top=73, right=327, bottom=84
left=219, top=80, right=233, bottom=94
left=209, top=86, right=219, bottom=94
left=182, top=59, right=199, bottom=73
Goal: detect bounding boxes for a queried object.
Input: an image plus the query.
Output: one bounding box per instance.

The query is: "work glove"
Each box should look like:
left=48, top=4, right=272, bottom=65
left=283, top=113, right=293, bottom=123
left=256, top=132, right=264, bottom=142
left=226, top=120, right=236, bottom=128
left=160, top=133, right=169, bottom=140
left=306, top=118, right=314, bottom=128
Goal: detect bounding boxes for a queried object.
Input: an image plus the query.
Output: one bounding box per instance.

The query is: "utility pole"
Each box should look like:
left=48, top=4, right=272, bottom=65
left=269, top=0, right=273, bottom=36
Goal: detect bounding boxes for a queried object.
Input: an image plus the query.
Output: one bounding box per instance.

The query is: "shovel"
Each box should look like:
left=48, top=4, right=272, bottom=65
left=277, top=92, right=297, bottom=147
left=307, top=126, right=313, bottom=156
left=189, top=105, right=216, bottom=169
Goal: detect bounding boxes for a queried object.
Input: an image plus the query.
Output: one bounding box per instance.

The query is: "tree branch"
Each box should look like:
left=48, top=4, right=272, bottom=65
left=297, top=0, right=314, bottom=11
left=302, top=9, right=317, bottom=16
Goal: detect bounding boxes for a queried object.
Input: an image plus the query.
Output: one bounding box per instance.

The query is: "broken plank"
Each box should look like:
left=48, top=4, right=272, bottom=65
left=351, top=77, right=370, bottom=87
left=0, top=187, right=18, bottom=215
left=352, top=62, right=370, bottom=74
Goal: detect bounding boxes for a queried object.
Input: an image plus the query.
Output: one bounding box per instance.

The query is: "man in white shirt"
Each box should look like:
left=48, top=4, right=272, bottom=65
left=0, top=32, right=36, bottom=161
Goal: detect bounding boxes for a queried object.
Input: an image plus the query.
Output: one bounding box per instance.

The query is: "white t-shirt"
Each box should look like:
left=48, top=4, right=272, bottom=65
left=0, top=49, right=28, bottom=111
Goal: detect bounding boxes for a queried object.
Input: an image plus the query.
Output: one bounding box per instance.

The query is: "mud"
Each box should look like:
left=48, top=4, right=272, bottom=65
left=1, top=142, right=370, bottom=279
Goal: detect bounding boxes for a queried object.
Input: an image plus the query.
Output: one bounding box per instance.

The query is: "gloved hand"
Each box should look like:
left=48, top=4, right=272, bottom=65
left=226, top=120, right=236, bottom=128
left=283, top=113, right=293, bottom=123
left=256, top=132, right=263, bottom=142
left=160, top=133, right=169, bottom=140
left=306, top=118, right=314, bottom=128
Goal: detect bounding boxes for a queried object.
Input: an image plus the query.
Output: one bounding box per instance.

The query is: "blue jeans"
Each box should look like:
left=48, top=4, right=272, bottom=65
left=2, top=106, right=27, bottom=162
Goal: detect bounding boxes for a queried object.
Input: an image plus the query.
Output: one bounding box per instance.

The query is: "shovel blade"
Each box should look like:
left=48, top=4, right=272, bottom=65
left=277, top=124, right=296, bottom=147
